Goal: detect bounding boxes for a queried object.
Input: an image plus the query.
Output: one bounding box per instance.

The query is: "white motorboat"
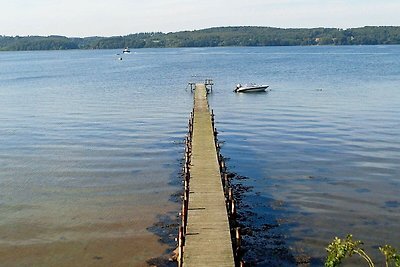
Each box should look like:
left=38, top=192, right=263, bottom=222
left=123, top=47, right=131, bottom=54
left=234, top=83, right=269, bottom=93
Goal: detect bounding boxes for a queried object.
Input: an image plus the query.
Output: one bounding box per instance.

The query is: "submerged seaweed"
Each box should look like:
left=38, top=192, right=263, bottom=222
left=229, top=172, right=306, bottom=266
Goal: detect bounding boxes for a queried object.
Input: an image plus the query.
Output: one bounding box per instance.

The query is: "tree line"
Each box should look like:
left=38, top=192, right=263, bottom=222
left=1, top=26, right=400, bottom=51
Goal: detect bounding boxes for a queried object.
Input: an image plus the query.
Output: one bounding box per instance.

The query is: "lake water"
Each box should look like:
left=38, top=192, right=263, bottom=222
left=1, top=46, right=399, bottom=266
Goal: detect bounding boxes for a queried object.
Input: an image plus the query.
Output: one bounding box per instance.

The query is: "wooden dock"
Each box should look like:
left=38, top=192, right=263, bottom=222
left=182, top=84, right=235, bottom=266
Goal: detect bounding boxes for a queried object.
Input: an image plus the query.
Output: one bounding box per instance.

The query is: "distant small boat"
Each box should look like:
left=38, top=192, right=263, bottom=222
left=123, top=47, right=131, bottom=54
left=234, top=83, right=269, bottom=93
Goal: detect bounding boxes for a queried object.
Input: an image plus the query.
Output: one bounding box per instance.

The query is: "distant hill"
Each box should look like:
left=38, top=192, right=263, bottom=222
left=1, top=26, right=400, bottom=51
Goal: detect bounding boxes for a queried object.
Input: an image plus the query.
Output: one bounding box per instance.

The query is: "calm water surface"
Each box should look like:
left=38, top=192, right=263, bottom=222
left=1, top=46, right=399, bottom=266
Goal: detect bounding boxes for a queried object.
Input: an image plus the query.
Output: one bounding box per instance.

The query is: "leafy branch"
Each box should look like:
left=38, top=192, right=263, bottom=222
left=325, top=235, right=400, bottom=267
left=380, top=245, right=400, bottom=267
left=325, top=234, right=374, bottom=267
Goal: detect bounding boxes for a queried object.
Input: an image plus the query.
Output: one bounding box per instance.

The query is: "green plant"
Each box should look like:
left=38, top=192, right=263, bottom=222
left=379, top=245, right=400, bottom=267
left=325, top=235, right=400, bottom=267
left=325, top=234, right=374, bottom=267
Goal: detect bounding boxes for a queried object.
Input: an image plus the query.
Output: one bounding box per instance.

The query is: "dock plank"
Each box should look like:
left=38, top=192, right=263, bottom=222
left=183, top=84, right=235, bottom=267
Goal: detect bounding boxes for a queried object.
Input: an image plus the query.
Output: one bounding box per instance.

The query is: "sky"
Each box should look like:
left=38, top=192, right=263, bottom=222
left=1, top=0, right=400, bottom=37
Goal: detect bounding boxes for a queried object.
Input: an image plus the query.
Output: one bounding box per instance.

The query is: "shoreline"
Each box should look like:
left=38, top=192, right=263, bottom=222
left=2, top=26, right=400, bottom=51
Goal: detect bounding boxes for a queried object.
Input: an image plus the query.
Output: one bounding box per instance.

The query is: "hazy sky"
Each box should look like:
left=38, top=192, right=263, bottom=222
left=1, top=0, right=399, bottom=37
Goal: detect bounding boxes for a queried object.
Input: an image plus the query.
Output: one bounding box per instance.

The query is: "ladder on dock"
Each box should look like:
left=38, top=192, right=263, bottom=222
left=188, top=78, right=214, bottom=93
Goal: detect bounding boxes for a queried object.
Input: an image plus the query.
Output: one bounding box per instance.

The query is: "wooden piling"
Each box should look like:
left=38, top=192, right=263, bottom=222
left=178, top=226, right=184, bottom=267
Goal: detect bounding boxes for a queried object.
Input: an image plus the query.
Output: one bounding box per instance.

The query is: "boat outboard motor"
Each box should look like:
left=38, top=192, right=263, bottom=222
left=234, top=84, right=241, bottom=92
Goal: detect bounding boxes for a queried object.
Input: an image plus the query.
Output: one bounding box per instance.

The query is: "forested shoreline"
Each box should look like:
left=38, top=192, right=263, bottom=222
left=1, top=26, right=400, bottom=51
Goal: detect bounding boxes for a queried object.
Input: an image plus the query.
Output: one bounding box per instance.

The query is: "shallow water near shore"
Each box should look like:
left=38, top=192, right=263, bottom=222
left=1, top=46, right=400, bottom=266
